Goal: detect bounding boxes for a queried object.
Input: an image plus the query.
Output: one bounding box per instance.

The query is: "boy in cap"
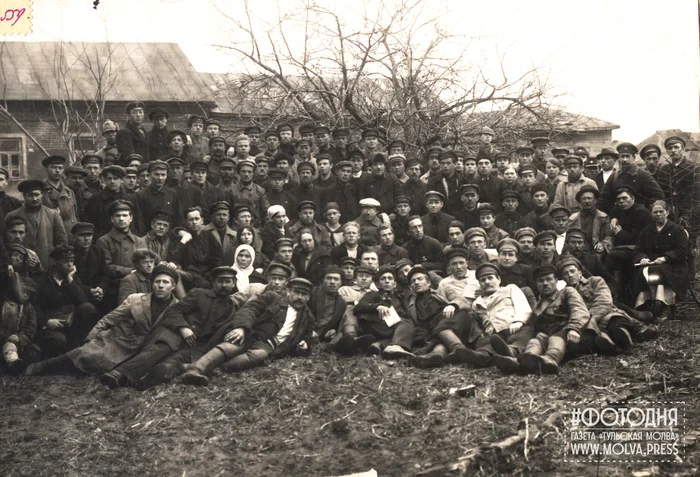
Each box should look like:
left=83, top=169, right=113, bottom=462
left=478, top=203, right=509, bottom=248
left=549, top=205, right=571, bottom=254
left=462, top=263, right=534, bottom=370
left=516, top=264, right=592, bottom=374
left=179, top=277, right=315, bottom=385
left=147, top=107, right=171, bottom=160
left=464, top=227, right=494, bottom=269
left=270, top=237, right=297, bottom=278
left=97, top=119, right=121, bottom=166
left=116, top=101, right=149, bottom=161
left=42, top=155, right=79, bottom=241
left=83, top=165, right=131, bottom=237
left=143, top=211, right=176, bottom=265
left=532, top=230, right=560, bottom=267
left=531, top=137, right=550, bottom=172
left=33, top=244, right=98, bottom=358
left=204, top=118, right=222, bottom=139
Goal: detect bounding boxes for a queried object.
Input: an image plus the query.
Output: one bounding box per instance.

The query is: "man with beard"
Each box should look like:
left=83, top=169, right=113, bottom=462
left=131, top=161, right=179, bottom=235
left=190, top=161, right=235, bottom=215
left=102, top=267, right=239, bottom=389
left=202, top=201, right=237, bottom=266
left=421, top=191, right=455, bottom=244
left=420, top=147, right=443, bottom=185
left=97, top=119, right=121, bottom=166
left=71, top=222, right=110, bottom=309
left=171, top=207, right=223, bottom=290
left=656, top=136, right=699, bottom=234
left=335, top=265, right=410, bottom=356
left=402, top=158, right=427, bottom=216
left=640, top=144, right=661, bottom=181
left=244, top=125, right=263, bottom=157
left=296, top=162, right=321, bottom=214
left=287, top=201, right=332, bottom=248
left=178, top=277, right=315, bottom=385
left=594, top=147, right=618, bottom=190
left=232, top=159, right=270, bottom=227
left=495, top=190, right=524, bottom=237
left=567, top=185, right=613, bottom=256
left=277, top=123, right=296, bottom=157
left=459, top=263, right=534, bottom=370
left=604, top=186, right=654, bottom=302
left=8, top=180, right=67, bottom=269
left=516, top=264, right=592, bottom=374
left=185, top=115, right=209, bottom=163
left=599, top=143, right=664, bottom=213
left=309, top=266, right=346, bottom=341
left=522, top=183, right=554, bottom=232
left=330, top=221, right=365, bottom=265
left=428, top=151, right=462, bottom=212
left=204, top=136, right=230, bottom=186
left=116, top=101, right=149, bottom=161
left=514, top=227, right=537, bottom=266
left=33, top=244, right=98, bottom=359
left=217, top=157, right=237, bottom=193
left=96, top=201, right=146, bottom=294
left=360, top=154, right=400, bottom=215
left=553, top=155, right=598, bottom=213
left=314, top=154, right=335, bottom=189
left=147, top=107, right=170, bottom=161
left=378, top=225, right=409, bottom=266
left=321, top=160, right=360, bottom=223
left=42, top=155, right=78, bottom=242
left=405, top=215, right=443, bottom=272
left=83, top=165, right=131, bottom=238
left=453, top=184, right=481, bottom=230
left=166, top=157, right=207, bottom=221
left=26, top=265, right=178, bottom=378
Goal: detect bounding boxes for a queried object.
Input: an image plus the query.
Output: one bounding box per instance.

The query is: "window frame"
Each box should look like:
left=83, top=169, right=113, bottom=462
left=0, top=134, right=26, bottom=180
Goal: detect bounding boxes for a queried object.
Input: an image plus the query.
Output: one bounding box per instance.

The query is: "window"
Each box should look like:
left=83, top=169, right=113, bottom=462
left=0, top=138, right=23, bottom=179
left=71, top=135, right=98, bottom=156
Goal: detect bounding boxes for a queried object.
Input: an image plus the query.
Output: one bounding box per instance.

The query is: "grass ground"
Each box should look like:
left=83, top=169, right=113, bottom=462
left=1, top=310, right=698, bottom=477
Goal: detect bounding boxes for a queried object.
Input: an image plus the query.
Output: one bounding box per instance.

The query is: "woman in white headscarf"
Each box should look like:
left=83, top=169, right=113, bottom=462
left=232, top=244, right=266, bottom=292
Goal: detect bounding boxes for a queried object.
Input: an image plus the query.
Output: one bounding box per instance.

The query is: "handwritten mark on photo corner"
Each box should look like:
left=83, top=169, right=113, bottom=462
left=0, top=0, right=32, bottom=36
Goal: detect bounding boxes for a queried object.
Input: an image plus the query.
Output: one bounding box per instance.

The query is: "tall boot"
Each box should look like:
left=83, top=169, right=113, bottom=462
left=25, top=353, right=74, bottom=376
left=517, top=334, right=546, bottom=371
left=541, top=336, right=566, bottom=374
left=409, top=344, right=448, bottom=368
left=3, top=342, right=25, bottom=375
left=180, top=345, right=237, bottom=386
left=221, top=349, right=269, bottom=373
left=437, top=330, right=471, bottom=364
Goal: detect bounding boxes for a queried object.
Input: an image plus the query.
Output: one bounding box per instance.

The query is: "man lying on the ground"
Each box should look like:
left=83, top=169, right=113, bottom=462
left=26, top=265, right=178, bottom=377
left=180, top=278, right=315, bottom=385
left=331, top=265, right=377, bottom=350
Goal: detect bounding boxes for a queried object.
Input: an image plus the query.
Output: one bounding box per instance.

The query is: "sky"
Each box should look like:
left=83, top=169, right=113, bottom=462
left=6, top=0, right=700, bottom=143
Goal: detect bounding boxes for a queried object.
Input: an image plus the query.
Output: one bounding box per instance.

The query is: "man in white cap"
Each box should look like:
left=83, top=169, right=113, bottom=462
left=354, top=198, right=388, bottom=247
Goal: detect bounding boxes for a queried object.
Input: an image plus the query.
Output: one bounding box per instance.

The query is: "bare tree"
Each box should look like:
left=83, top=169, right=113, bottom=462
left=212, top=0, right=565, bottom=152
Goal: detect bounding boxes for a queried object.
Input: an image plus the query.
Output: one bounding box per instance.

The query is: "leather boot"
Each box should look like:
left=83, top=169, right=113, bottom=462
left=221, top=348, right=269, bottom=372
left=437, top=330, right=471, bottom=364
left=636, top=325, right=659, bottom=342
left=100, top=369, right=127, bottom=389
left=409, top=344, right=447, bottom=368
left=594, top=332, right=620, bottom=356
left=490, top=334, right=515, bottom=358
left=382, top=344, right=414, bottom=360
left=492, top=355, right=521, bottom=374
left=608, top=326, right=633, bottom=350
left=180, top=347, right=231, bottom=386
left=517, top=335, right=546, bottom=371
left=334, top=333, right=357, bottom=355
left=541, top=336, right=565, bottom=375
left=135, top=362, right=181, bottom=391
left=25, top=354, right=73, bottom=376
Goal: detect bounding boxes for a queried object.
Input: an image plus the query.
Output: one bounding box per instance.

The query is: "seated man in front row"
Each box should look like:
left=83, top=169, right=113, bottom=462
left=179, top=278, right=315, bottom=386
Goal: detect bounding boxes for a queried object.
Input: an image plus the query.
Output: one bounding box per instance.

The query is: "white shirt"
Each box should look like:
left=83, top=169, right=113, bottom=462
left=276, top=307, right=298, bottom=345
left=602, top=169, right=614, bottom=184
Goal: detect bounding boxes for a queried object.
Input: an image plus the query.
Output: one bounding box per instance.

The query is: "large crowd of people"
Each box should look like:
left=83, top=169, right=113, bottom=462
left=0, top=100, right=696, bottom=389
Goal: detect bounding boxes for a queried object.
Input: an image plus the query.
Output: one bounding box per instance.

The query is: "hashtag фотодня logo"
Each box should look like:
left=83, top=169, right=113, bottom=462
left=565, top=401, right=685, bottom=464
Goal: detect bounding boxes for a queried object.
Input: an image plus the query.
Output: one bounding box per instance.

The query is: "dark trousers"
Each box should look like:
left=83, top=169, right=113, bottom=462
left=357, top=318, right=413, bottom=350
left=604, top=248, right=635, bottom=303
left=36, top=303, right=98, bottom=358
left=116, top=342, right=173, bottom=383
left=472, top=322, right=535, bottom=356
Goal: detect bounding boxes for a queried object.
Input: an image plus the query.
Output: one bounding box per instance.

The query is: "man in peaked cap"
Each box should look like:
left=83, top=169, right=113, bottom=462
left=299, top=123, right=316, bottom=143
left=553, top=155, right=599, bottom=213
left=186, top=115, right=209, bottom=163
left=421, top=190, right=456, bottom=244
left=361, top=128, right=382, bottom=165
left=203, top=135, right=230, bottom=186
left=657, top=135, right=700, bottom=233
left=267, top=167, right=298, bottom=221
left=243, top=125, right=263, bottom=156
left=494, top=190, right=524, bottom=237
left=147, top=106, right=171, bottom=161
left=639, top=144, right=662, bottom=179
left=130, top=159, right=178, bottom=236
left=479, top=202, right=509, bottom=248
left=567, top=185, right=613, bottom=256
left=359, top=152, right=401, bottom=215
left=41, top=155, right=79, bottom=242
left=598, top=142, right=664, bottom=213
left=276, top=123, right=296, bottom=156
left=531, top=137, right=550, bottom=172
left=231, top=158, right=271, bottom=228
left=97, top=119, right=121, bottom=166
left=83, top=164, right=132, bottom=238
left=116, top=101, right=149, bottom=162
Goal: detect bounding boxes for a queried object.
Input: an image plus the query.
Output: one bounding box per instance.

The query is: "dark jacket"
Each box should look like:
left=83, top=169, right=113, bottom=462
left=82, top=187, right=132, bottom=238
left=260, top=223, right=287, bottom=260
left=599, top=167, right=664, bottom=213
left=73, top=245, right=111, bottom=293
left=320, top=180, right=360, bottom=224
left=309, top=287, right=346, bottom=337
left=360, top=174, right=400, bottom=214
left=292, top=246, right=333, bottom=286
left=131, top=184, right=180, bottom=236
left=330, top=243, right=366, bottom=266
left=116, top=121, right=150, bottom=162
left=421, top=212, right=456, bottom=244
left=611, top=204, right=654, bottom=247
left=633, top=220, right=689, bottom=297
left=147, top=127, right=170, bottom=162
left=160, top=288, right=236, bottom=342
left=400, top=179, right=427, bottom=216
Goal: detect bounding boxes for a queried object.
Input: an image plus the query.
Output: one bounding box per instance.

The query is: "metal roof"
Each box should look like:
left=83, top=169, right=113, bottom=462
left=0, top=42, right=215, bottom=103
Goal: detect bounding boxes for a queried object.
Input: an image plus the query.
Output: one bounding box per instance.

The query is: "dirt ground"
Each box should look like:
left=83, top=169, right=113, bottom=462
left=1, top=309, right=698, bottom=477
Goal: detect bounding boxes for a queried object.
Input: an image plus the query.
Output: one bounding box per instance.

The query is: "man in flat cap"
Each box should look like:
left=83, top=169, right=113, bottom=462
left=262, top=130, right=282, bottom=160
left=359, top=153, right=401, bottom=215
left=426, top=151, right=462, bottom=212
left=639, top=144, right=662, bottom=181
left=522, top=183, right=554, bottom=232
left=82, top=165, right=131, bottom=238
left=354, top=198, right=387, bottom=247
left=8, top=180, right=68, bottom=269
left=96, top=119, right=121, bottom=166
left=131, top=161, right=180, bottom=235
left=33, top=244, right=98, bottom=359
left=147, top=107, right=171, bottom=161
left=41, top=155, right=78, bottom=241
left=203, top=118, right=222, bottom=139
left=493, top=238, right=536, bottom=293
left=203, top=136, right=231, bottom=186
left=320, top=160, right=361, bottom=223
left=554, top=155, right=598, bottom=212
left=475, top=154, right=506, bottom=212
left=231, top=159, right=270, bottom=227
left=405, top=215, right=444, bottom=272
left=599, top=142, right=664, bottom=213
left=286, top=201, right=332, bottom=248
left=185, top=115, right=209, bottom=163
left=388, top=153, right=409, bottom=186
left=453, top=183, right=481, bottom=230
left=420, top=147, right=443, bottom=185
left=116, top=101, right=150, bottom=162
left=566, top=185, right=613, bottom=256
left=421, top=190, right=455, bottom=244
left=479, top=126, right=495, bottom=147
left=656, top=135, right=700, bottom=238
left=494, top=190, right=525, bottom=237
left=71, top=222, right=111, bottom=309
left=179, top=277, right=315, bottom=385
left=402, top=158, right=427, bottom=216
left=105, top=266, right=238, bottom=389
